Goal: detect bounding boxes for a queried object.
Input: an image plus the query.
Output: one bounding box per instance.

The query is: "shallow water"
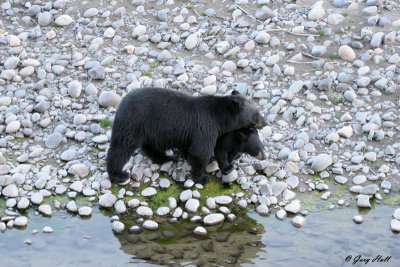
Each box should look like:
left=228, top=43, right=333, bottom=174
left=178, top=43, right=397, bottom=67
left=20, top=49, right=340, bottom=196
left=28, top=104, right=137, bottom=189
left=1, top=204, right=399, bottom=267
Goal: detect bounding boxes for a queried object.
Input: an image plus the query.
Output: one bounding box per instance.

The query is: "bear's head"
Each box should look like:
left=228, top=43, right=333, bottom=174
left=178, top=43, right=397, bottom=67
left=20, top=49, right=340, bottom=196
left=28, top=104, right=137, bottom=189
left=237, top=128, right=265, bottom=160
left=229, top=90, right=266, bottom=130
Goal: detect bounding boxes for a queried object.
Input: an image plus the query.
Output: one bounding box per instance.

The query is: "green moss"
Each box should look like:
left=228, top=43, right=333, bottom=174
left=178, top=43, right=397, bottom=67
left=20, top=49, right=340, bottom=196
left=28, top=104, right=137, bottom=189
left=316, top=30, right=325, bottom=36
left=151, top=61, right=160, bottom=68
left=198, top=176, right=244, bottom=197
left=148, top=182, right=182, bottom=210
left=143, top=71, right=152, bottom=77
left=342, top=12, right=349, bottom=17
left=100, top=118, right=110, bottom=128
left=383, top=195, right=400, bottom=206
left=328, top=53, right=339, bottom=59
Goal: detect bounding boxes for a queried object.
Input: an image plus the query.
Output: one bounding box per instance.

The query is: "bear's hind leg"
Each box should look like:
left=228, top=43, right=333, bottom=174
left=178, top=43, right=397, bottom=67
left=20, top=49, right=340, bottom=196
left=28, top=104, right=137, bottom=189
left=107, top=144, right=136, bottom=184
left=141, top=144, right=175, bottom=164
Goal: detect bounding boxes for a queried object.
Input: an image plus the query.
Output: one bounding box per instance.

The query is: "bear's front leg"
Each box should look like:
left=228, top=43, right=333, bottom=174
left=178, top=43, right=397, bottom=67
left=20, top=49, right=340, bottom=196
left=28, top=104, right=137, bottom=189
left=215, top=150, right=233, bottom=175
left=187, top=140, right=215, bottom=185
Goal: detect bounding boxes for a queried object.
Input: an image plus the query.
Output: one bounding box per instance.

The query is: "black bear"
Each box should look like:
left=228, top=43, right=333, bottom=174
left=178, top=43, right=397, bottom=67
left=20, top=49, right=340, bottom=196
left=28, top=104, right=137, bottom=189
left=215, top=128, right=265, bottom=175
left=106, top=87, right=266, bottom=185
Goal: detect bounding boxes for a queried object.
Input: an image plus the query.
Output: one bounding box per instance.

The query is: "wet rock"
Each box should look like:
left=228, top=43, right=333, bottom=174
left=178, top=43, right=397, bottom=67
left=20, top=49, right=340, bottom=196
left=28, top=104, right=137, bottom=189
left=143, top=220, right=158, bottom=230
left=203, top=213, right=225, bottom=225
left=112, top=221, right=125, bottom=234
left=292, top=216, right=306, bottom=228
left=194, top=226, right=207, bottom=236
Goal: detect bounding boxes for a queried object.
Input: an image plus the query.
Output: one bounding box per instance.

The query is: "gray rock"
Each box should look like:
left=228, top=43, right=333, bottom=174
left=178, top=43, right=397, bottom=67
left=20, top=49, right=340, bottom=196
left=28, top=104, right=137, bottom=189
left=98, top=91, right=121, bottom=107
left=45, top=133, right=62, bottom=149
left=159, top=178, right=170, bottom=189
left=255, top=6, right=271, bottom=21
left=88, top=66, right=105, bottom=80
left=311, top=154, right=333, bottom=172
left=38, top=12, right=52, bottom=26
left=370, top=32, right=385, bottom=48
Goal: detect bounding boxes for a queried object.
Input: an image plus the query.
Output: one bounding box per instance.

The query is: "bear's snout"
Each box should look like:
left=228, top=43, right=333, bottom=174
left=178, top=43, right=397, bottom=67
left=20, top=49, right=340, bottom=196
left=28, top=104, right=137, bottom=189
left=255, top=115, right=267, bottom=129
left=256, top=151, right=265, bottom=160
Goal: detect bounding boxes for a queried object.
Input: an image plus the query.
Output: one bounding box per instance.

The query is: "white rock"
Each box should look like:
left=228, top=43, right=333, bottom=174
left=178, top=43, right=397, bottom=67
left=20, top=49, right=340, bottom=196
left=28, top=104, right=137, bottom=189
left=214, top=196, right=233, bottom=205
left=2, top=184, right=18, bottom=197
left=17, top=198, right=29, bottom=209
left=222, top=169, right=238, bottom=183
left=338, top=45, right=356, bottom=61
left=185, top=33, right=198, bottom=50
left=112, top=221, right=125, bottom=234
left=78, top=207, right=92, bottom=216
left=141, top=187, right=157, bottom=197
left=357, top=194, right=371, bottom=208
left=14, top=216, right=28, bottom=227
left=31, top=192, right=43, bottom=204
left=353, top=215, right=363, bottom=224
left=391, top=219, right=400, bottom=232
left=156, top=207, right=170, bottom=216
left=393, top=208, right=400, bottom=220
left=308, top=2, right=325, bottom=21
left=99, top=193, right=117, bottom=208
left=42, top=226, right=54, bottom=233
left=256, top=204, right=269, bottom=216
left=284, top=200, right=301, bottom=214
left=136, top=206, right=153, bottom=217
left=66, top=201, right=78, bottom=212
left=55, top=15, right=74, bottom=26
left=292, top=216, right=306, bottom=228
left=203, top=213, right=225, bottom=225
left=180, top=189, right=192, bottom=202
left=311, top=154, right=333, bottom=172
left=185, top=198, right=200, bottom=213
left=39, top=204, right=52, bottom=216
left=143, top=220, right=158, bottom=230
left=69, top=181, right=83, bottom=192
left=194, top=226, right=207, bottom=236
left=276, top=209, right=287, bottom=220
left=337, top=126, right=353, bottom=138
left=6, top=121, right=21, bottom=134
left=98, top=91, right=121, bottom=107
left=68, top=164, right=89, bottom=178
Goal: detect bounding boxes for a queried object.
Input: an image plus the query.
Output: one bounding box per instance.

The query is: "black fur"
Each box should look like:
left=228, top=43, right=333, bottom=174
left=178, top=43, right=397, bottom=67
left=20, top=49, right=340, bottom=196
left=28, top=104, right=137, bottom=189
left=106, top=87, right=266, bottom=184
left=215, top=128, right=265, bottom=175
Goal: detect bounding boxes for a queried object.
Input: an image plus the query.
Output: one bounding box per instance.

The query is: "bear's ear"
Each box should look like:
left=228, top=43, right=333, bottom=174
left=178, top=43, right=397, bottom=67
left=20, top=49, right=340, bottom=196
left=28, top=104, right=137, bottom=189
left=228, top=98, right=242, bottom=114
left=237, top=131, right=248, bottom=142
left=231, top=90, right=240, bottom=95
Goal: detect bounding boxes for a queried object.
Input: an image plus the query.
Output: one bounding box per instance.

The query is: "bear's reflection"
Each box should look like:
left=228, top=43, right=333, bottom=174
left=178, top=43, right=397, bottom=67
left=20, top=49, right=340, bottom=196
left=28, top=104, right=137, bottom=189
left=114, top=214, right=266, bottom=266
